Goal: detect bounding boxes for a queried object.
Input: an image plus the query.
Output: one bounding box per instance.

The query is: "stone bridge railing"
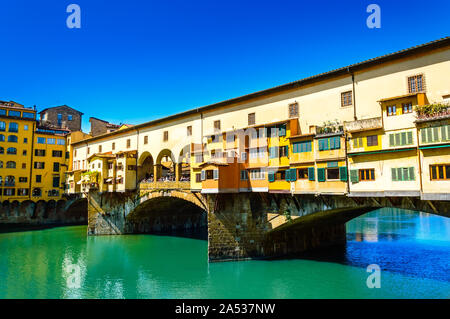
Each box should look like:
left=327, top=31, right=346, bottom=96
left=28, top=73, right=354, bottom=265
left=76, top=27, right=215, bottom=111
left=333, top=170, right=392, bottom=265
left=139, top=181, right=191, bottom=191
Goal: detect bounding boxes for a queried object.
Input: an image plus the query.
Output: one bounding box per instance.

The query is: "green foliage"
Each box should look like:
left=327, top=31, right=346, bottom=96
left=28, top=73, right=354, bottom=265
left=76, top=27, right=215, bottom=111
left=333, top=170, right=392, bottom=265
left=415, top=104, right=449, bottom=117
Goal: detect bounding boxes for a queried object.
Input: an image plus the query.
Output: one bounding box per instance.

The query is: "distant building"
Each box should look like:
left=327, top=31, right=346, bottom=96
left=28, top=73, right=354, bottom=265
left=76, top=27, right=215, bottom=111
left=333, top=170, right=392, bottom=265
left=89, top=117, right=121, bottom=137
left=39, top=105, right=83, bottom=132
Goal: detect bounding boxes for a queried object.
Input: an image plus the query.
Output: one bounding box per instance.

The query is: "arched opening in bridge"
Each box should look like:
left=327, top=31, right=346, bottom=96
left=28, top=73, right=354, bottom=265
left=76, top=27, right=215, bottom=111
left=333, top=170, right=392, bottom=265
left=126, top=196, right=207, bottom=239
left=155, top=149, right=176, bottom=182
left=178, top=145, right=191, bottom=182
left=138, top=151, right=154, bottom=183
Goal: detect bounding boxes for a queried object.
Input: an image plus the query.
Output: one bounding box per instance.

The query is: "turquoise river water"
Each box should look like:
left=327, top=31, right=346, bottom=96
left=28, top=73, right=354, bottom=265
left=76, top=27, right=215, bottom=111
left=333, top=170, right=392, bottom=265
left=0, top=208, right=449, bottom=299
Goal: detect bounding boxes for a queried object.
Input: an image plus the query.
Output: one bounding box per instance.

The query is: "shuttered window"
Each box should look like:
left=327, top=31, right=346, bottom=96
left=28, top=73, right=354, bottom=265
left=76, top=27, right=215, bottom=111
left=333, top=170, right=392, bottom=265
left=389, top=131, right=413, bottom=147
left=421, top=125, right=450, bottom=143
left=319, top=137, right=340, bottom=151
left=213, top=169, right=219, bottom=180
left=317, top=168, right=326, bottom=182
left=293, top=140, right=312, bottom=153
left=308, top=167, right=315, bottom=181
left=339, top=167, right=348, bottom=182
left=366, top=135, right=378, bottom=146
left=268, top=172, right=275, bottom=182
left=341, top=91, right=352, bottom=107
left=392, top=167, right=415, bottom=181
left=248, top=113, right=255, bottom=125
left=359, top=169, right=375, bottom=181
left=430, top=164, right=450, bottom=180
left=353, top=137, right=363, bottom=148
left=350, top=169, right=359, bottom=183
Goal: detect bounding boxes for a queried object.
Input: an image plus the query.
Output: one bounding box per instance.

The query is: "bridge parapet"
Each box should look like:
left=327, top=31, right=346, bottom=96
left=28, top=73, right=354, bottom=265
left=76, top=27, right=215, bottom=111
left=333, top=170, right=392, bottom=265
left=139, top=181, right=191, bottom=191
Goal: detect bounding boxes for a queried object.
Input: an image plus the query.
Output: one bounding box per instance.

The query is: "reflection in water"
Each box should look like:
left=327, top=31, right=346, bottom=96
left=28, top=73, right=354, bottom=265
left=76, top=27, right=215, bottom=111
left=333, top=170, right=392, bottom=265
left=0, top=207, right=449, bottom=299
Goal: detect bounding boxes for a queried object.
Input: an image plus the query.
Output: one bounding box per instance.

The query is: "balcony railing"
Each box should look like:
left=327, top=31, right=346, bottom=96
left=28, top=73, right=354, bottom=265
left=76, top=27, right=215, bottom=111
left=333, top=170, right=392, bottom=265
left=140, top=181, right=190, bottom=190
left=344, top=117, right=383, bottom=133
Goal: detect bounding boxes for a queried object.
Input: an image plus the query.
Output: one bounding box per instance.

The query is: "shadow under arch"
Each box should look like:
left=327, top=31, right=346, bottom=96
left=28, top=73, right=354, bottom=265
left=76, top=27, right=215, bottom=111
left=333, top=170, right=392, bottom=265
left=126, top=196, right=207, bottom=239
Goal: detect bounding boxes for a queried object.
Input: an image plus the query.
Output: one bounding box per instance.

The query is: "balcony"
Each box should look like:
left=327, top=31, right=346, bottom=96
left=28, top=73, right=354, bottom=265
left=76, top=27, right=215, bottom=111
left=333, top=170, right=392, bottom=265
left=415, top=103, right=450, bottom=123
left=344, top=117, right=383, bottom=133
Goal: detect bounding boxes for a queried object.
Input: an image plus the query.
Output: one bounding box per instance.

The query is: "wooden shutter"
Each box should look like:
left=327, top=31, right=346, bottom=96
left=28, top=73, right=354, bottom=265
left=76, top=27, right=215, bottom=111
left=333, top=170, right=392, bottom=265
left=290, top=169, right=297, bottom=181
left=397, top=167, right=404, bottom=181
left=389, top=134, right=395, bottom=147
left=391, top=168, right=397, bottom=181
left=317, top=168, right=326, bottom=182
left=201, top=170, right=206, bottom=181
left=308, top=167, right=315, bottom=181
left=409, top=167, right=415, bottom=181
left=268, top=172, right=275, bottom=182
left=441, top=125, right=448, bottom=141
left=339, top=166, right=347, bottom=181
left=407, top=131, right=413, bottom=145
left=213, top=169, right=219, bottom=180
left=403, top=167, right=409, bottom=181
left=432, top=127, right=439, bottom=142
left=421, top=129, right=427, bottom=143
left=401, top=132, right=407, bottom=146
left=335, top=137, right=341, bottom=149
left=350, top=169, right=359, bottom=183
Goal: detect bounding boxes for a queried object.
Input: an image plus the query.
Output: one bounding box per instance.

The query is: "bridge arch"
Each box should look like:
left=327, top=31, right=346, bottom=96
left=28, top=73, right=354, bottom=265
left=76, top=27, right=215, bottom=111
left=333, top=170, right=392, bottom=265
left=126, top=190, right=207, bottom=237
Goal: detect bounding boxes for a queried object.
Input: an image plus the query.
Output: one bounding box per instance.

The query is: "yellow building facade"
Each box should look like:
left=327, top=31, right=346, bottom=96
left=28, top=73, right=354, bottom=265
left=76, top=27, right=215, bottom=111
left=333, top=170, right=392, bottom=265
left=0, top=101, right=69, bottom=203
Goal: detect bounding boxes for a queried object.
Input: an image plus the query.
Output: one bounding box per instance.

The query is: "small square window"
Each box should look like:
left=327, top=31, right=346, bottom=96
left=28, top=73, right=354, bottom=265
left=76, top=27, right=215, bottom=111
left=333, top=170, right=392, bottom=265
left=341, top=91, right=352, bottom=107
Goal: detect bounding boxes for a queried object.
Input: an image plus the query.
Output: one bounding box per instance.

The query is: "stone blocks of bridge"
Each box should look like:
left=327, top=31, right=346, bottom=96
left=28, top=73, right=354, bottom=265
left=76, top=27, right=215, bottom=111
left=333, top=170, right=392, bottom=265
left=0, top=197, right=87, bottom=226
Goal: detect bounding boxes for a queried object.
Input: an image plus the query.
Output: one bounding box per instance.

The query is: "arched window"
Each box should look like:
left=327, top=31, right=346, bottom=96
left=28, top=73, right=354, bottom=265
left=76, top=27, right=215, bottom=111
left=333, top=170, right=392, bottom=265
left=0, top=146, right=4, bottom=154
left=7, top=135, right=18, bottom=143
left=0, top=121, right=5, bottom=131
left=6, top=161, right=16, bottom=168
left=7, top=147, right=17, bottom=155
left=8, top=122, right=18, bottom=132
left=0, top=134, right=4, bottom=142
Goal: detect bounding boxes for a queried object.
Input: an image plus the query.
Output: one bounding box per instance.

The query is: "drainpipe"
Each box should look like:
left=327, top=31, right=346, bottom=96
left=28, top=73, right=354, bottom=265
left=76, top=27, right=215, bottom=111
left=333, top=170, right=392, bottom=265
left=344, top=131, right=351, bottom=195
left=416, top=128, right=424, bottom=195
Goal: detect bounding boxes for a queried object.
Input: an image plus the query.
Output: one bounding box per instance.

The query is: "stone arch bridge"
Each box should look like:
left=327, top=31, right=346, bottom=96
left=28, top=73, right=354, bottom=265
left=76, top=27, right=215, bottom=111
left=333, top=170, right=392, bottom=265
left=87, top=184, right=450, bottom=262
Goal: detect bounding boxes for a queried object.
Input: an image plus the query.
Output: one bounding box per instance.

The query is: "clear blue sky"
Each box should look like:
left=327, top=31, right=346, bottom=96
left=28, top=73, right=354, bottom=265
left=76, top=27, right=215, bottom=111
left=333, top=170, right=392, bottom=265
left=1, top=0, right=449, bottom=132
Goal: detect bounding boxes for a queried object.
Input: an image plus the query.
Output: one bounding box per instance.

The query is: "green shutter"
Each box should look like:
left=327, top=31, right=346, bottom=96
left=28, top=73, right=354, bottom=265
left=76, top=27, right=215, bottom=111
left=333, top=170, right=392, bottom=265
left=318, top=139, right=324, bottom=151
left=391, top=168, right=397, bottom=181
left=290, top=169, right=297, bottom=181
left=335, top=137, right=341, bottom=149
left=330, top=137, right=335, bottom=149
left=350, top=169, right=359, bottom=183
left=397, top=167, right=403, bottom=181
left=395, top=133, right=401, bottom=146
left=403, top=167, right=409, bottom=181
left=421, top=129, right=427, bottom=144
left=433, top=127, right=439, bottom=142
left=407, top=131, right=413, bottom=145
left=285, top=145, right=289, bottom=157
left=441, top=125, right=448, bottom=141
left=401, top=132, right=407, bottom=146
left=308, top=167, right=315, bottom=181
left=409, top=167, right=415, bottom=181
left=285, top=170, right=290, bottom=182
left=339, top=166, right=347, bottom=181
left=268, top=172, right=275, bottom=182
left=389, top=134, right=395, bottom=147
left=317, top=168, right=326, bottom=182
left=426, top=127, right=433, bottom=143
